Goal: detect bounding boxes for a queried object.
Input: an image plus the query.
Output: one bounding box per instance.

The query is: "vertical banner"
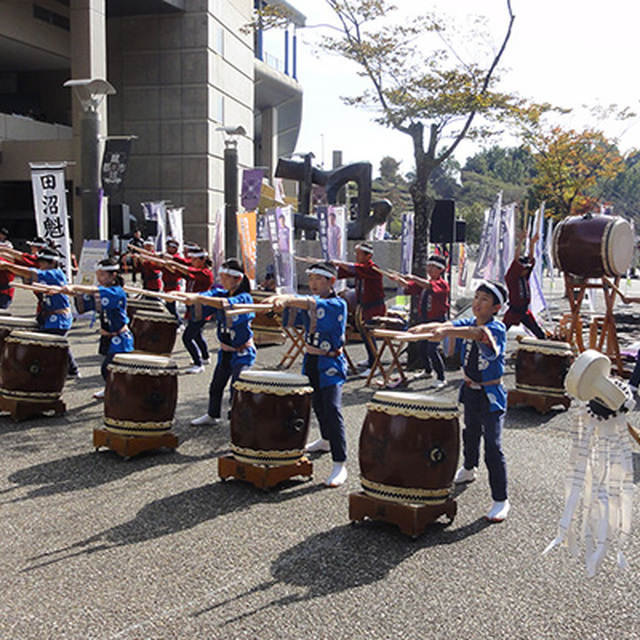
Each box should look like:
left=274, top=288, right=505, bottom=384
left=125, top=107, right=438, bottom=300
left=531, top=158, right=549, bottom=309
left=241, top=169, right=264, bottom=211
left=30, top=163, right=72, bottom=278
left=101, top=137, right=132, bottom=197
left=211, top=207, right=225, bottom=281
left=237, top=210, right=257, bottom=287
left=500, top=202, right=517, bottom=282
left=400, top=212, right=415, bottom=275
left=473, top=192, right=502, bottom=282
left=318, top=205, right=347, bottom=291
left=529, top=204, right=548, bottom=319
left=141, top=201, right=166, bottom=251
left=76, top=239, right=109, bottom=285
left=266, top=206, right=296, bottom=293
left=166, top=207, right=184, bottom=251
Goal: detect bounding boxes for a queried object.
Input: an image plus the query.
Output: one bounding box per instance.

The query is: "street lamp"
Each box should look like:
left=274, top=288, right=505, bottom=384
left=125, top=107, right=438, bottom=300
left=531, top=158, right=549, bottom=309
left=64, top=78, right=116, bottom=241
left=216, top=125, right=246, bottom=256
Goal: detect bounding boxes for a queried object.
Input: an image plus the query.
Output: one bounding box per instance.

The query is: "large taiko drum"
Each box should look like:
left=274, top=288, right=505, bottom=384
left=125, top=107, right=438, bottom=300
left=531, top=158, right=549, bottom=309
left=359, top=392, right=460, bottom=505
left=230, top=370, right=313, bottom=466
left=0, top=317, right=39, bottom=354
left=515, top=337, right=574, bottom=398
left=0, top=330, right=69, bottom=403
left=551, top=214, right=634, bottom=278
left=126, top=296, right=167, bottom=322
left=104, top=353, right=178, bottom=436
left=131, top=310, right=178, bottom=355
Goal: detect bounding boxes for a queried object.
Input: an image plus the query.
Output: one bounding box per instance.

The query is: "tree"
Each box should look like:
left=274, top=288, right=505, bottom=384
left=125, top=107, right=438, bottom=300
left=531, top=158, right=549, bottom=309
left=317, top=0, right=517, bottom=278
left=371, top=156, right=412, bottom=236
left=600, top=151, right=640, bottom=220
left=525, top=126, right=625, bottom=218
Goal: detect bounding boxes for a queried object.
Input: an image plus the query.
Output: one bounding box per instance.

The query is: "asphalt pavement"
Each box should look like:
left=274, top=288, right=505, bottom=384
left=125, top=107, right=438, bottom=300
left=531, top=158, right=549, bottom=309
left=2, top=282, right=640, bottom=639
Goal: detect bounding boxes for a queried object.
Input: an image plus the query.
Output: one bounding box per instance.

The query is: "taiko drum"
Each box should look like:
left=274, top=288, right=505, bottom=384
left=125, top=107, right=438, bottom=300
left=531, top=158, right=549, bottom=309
left=515, top=337, right=574, bottom=398
left=359, top=391, right=460, bottom=505
left=104, top=353, right=178, bottom=436
left=0, top=330, right=69, bottom=402
left=0, top=317, right=39, bottom=354
left=230, top=370, right=313, bottom=466
left=131, top=310, right=178, bottom=355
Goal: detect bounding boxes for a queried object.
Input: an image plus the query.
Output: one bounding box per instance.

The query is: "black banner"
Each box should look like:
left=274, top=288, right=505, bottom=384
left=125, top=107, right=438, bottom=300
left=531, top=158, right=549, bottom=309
left=101, top=137, right=132, bottom=197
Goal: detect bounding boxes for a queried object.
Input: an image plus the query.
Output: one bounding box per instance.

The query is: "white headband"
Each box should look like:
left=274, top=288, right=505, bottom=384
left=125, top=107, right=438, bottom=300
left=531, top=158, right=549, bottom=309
left=189, top=251, right=207, bottom=259
left=219, top=266, right=244, bottom=278
left=355, top=243, right=373, bottom=253
left=479, top=281, right=505, bottom=306
left=306, top=265, right=336, bottom=279
left=427, top=258, right=446, bottom=269
left=95, top=263, right=120, bottom=272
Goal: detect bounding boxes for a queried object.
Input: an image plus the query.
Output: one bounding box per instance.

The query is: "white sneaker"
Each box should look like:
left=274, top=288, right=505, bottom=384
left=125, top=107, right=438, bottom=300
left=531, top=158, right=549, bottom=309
left=93, top=388, right=105, bottom=400
left=357, top=358, right=370, bottom=368
left=486, top=499, right=510, bottom=522
left=190, top=413, right=221, bottom=426
left=325, top=462, right=348, bottom=487
left=202, top=358, right=211, bottom=365
left=359, top=368, right=372, bottom=379
left=454, top=466, right=477, bottom=484
left=305, top=438, right=331, bottom=453
left=186, top=364, right=205, bottom=374
left=430, top=380, right=445, bottom=390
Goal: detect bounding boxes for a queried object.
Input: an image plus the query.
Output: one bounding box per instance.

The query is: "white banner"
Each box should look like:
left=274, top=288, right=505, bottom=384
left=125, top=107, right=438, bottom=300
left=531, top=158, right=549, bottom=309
left=141, top=201, right=166, bottom=251
left=30, top=163, right=72, bottom=278
left=166, top=207, right=184, bottom=252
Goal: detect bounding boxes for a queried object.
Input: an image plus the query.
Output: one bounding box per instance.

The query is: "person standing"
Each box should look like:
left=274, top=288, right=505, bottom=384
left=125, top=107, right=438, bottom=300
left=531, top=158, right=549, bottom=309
left=334, top=241, right=386, bottom=376
left=267, top=261, right=349, bottom=487
left=409, top=280, right=510, bottom=522
left=189, top=259, right=256, bottom=426
left=161, top=238, right=188, bottom=327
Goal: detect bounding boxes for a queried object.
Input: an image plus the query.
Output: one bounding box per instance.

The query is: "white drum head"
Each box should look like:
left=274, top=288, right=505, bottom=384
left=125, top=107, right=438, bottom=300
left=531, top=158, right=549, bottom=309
left=238, top=369, right=311, bottom=387
left=518, top=337, right=572, bottom=355
left=0, top=317, right=39, bottom=329
left=370, top=391, right=459, bottom=418
left=605, top=217, right=634, bottom=276
left=6, top=330, right=68, bottom=345
left=112, top=352, right=173, bottom=369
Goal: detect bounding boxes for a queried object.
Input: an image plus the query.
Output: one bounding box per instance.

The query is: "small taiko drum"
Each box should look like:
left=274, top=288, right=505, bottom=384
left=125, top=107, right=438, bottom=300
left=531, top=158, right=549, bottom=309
left=0, top=330, right=69, bottom=403
left=552, top=214, right=633, bottom=278
left=515, top=337, right=574, bottom=398
left=359, top=392, right=460, bottom=505
left=104, top=353, right=178, bottom=436
left=131, top=310, right=178, bottom=355
left=249, top=290, right=284, bottom=346
left=230, top=370, right=313, bottom=466
left=0, top=316, right=39, bottom=353
left=126, top=296, right=167, bottom=321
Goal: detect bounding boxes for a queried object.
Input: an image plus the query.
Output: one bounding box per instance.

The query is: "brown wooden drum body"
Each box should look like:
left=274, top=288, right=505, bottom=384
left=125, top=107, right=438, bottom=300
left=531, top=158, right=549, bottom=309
left=359, top=392, right=460, bottom=505
left=126, top=296, right=167, bottom=322
left=0, top=317, right=39, bottom=354
left=250, top=290, right=285, bottom=345
left=230, top=370, right=313, bottom=466
left=551, top=214, right=633, bottom=278
left=515, top=338, right=574, bottom=398
left=0, top=330, right=69, bottom=402
left=104, top=353, right=178, bottom=436
left=131, top=310, right=178, bottom=355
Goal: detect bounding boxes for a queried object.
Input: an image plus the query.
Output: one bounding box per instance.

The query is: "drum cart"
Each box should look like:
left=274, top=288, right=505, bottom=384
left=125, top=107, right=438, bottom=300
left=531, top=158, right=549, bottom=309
left=93, top=427, right=178, bottom=460
left=218, top=455, right=313, bottom=490
left=348, top=492, right=457, bottom=538
left=0, top=394, right=66, bottom=421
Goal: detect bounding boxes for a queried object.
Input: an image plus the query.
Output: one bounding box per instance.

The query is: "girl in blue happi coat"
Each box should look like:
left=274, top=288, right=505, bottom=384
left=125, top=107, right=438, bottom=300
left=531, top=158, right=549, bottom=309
left=0, top=245, right=80, bottom=377
left=188, top=258, right=256, bottom=426
left=66, top=257, right=134, bottom=398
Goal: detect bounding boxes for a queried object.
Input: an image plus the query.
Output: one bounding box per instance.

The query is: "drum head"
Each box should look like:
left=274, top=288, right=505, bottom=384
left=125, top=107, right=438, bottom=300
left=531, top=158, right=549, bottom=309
left=0, top=317, right=39, bottom=329
left=238, top=369, right=311, bottom=387
left=605, top=217, right=634, bottom=276
left=370, top=391, right=459, bottom=417
left=133, top=310, right=176, bottom=323
left=7, top=330, right=68, bottom=345
left=112, top=352, right=173, bottom=369
left=518, top=337, right=572, bottom=355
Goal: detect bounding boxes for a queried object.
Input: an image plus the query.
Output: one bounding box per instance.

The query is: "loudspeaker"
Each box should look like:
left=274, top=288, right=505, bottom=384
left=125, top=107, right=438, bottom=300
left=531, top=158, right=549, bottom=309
left=144, top=220, right=158, bottom=237
left=430, top=200, right=455, bottom=243
left=108, top=203, right=130, bottom=236
left=455, top=219, right=466, bottom=243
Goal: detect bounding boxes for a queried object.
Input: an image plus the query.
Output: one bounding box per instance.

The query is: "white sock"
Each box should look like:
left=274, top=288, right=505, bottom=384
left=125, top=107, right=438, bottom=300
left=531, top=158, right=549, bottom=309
left=325, top=462, right=347, bottom=487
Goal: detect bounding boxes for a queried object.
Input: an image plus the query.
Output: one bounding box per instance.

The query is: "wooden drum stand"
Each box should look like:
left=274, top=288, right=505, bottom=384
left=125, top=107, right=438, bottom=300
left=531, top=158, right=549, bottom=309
left=218, top=456, right=313, bottom=490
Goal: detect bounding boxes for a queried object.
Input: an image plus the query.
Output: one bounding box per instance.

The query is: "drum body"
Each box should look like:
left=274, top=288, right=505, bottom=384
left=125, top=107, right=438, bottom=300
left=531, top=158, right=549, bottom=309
left=131, top=310, right=178, bottom=355
left=230, top=370, right=313, bottom=466
left=515, top=338, right=573, bottom=398
left=359, top=392, right=460, bottom=505
left=250, top=290, right=285, bottom=346
left=0, top=330, right=69, bottom=402
left=0, top=317, right=39, bottom=354
left=126, top=296, right=167, bottom=322
left=104, top=353, right=178, bottom=436
left=552, top=214, right=633, bottom=278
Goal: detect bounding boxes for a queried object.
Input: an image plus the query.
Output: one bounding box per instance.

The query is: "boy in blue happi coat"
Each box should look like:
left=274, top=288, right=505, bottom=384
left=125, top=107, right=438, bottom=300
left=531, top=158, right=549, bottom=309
left=189, top=258, right=257, bottom=426
left=409, top=280, right=510, bottom=522
left=268, top=261, right=349, bottom=487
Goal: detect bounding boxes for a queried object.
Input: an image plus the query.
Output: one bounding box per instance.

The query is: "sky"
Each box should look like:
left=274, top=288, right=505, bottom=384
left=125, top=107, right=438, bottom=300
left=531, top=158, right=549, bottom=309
left=282, top=0, right=640, bottom=176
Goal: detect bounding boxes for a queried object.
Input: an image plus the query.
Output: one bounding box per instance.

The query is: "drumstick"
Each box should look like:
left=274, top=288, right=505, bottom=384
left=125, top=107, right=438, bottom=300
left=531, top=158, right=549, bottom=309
left=13, top=281, right=64, bottom=294
left=602, top=276, right=626, bottom=299
left=129, top=245, right=157, bottom=258
left=225, top=303, right=276, bottom=317
left=123, top=286, right=186, bottom=303
left=293, top=256, right=321, bottom=264
left=371, top=328, right=434, bottom=342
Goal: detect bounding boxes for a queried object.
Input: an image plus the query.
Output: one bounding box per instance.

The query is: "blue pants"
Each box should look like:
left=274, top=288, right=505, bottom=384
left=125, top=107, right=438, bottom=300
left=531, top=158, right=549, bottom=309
left=460, top=385, right=508, bottom=501
left=207, top=351, right=249, bottom=418
left=311, top=383, right=347, bottom=463
left=630, top=351, right=640, bottom=388
left=425, top=341, right=445, bottom=381
left=0, top=293, right=12, bottom=309
left=101, top=352, right=116, bottom=381
left=182, top=318, right=209, bottom=366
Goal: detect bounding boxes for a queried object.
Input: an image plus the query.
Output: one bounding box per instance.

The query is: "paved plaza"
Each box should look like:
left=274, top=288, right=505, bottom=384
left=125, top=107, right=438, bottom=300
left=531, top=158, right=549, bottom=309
left=2, top=283, right=640, bottom=639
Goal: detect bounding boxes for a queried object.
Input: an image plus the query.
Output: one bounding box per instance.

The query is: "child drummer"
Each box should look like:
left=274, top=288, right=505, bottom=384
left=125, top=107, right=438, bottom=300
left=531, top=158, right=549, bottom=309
left=409, top=280, right=510, bottom=522
left=267, top=261, right=349, bottom=488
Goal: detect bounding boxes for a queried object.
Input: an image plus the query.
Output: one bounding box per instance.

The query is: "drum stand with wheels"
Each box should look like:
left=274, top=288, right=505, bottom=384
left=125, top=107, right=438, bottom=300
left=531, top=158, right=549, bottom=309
left=564, top=274, right=624, bottom=374
left=348, top=491, right=457, bottom=538
left=507, top=388, right=571, bottom=414
left=93, top=428, right=179, bottom=460
left=0, top=394, right=66, bottom=421
left=218, top=455, right=313, bottom=490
